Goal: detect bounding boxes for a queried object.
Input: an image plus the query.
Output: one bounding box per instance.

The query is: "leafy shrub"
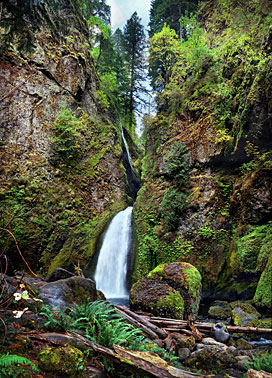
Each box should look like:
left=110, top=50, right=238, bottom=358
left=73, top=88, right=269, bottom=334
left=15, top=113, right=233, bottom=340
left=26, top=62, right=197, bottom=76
left=160, top=189, right=187, bottom=231
left=161, top=141, right=190, bottom=188
left=51, top=108, right=87, bottom=165
left=245, top=352, right=272, bottom=373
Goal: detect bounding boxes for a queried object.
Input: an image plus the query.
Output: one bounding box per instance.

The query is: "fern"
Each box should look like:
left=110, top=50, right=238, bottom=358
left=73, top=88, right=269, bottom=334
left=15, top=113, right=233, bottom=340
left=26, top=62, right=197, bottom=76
left=0, top=353, right=39, bottom=377
left=245, top=352, right=272, bottom=373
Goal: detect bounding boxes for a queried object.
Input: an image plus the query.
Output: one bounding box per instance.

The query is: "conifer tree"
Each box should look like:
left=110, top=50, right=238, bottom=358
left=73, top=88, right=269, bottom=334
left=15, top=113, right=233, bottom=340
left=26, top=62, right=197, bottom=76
left=149, top=0, right=198, bottom=38
left=122, top=12, right=146, bottom=130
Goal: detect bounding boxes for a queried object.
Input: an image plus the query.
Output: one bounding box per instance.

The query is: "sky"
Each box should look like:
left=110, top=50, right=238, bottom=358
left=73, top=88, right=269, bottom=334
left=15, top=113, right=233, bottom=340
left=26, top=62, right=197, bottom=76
left=106, top=0, right=151, bottom=31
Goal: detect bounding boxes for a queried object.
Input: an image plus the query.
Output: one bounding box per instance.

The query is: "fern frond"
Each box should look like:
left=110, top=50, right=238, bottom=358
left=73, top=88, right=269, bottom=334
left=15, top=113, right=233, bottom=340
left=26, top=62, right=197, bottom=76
left=0, top=353, right=39, bottom=372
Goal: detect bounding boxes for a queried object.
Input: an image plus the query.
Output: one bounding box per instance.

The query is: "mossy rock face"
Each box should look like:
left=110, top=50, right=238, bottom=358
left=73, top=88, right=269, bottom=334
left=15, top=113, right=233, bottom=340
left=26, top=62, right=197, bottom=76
left=130, top=278, right=184, bottom=319
left=147, top=262, right=202, bottom=318
left=254, top=254, right=272, bottom=310
left=185, top=345, right=237, bottom=373
left=130, top=262, right=201, bottom=319
left=39, top=346, right=85, bottom=377
left=229, top=301, right=261, bottom=327
left=208, top=301, right=231, bottom=319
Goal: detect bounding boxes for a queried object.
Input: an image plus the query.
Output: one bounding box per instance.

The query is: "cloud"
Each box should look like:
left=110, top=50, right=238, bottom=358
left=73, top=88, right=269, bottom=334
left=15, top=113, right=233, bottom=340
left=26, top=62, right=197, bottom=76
left=106, top=0, right=126, bottom=28
left=106, top=0, right=151, bottom=30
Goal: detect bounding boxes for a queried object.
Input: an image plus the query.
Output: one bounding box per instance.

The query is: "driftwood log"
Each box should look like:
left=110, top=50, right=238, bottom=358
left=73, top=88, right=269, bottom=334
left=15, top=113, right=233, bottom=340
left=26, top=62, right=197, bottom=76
left=141, top=316, right=272, bottom=335
left=115, top=305, right=167, bottom=339
left=68, top=332, right=206, bottom=378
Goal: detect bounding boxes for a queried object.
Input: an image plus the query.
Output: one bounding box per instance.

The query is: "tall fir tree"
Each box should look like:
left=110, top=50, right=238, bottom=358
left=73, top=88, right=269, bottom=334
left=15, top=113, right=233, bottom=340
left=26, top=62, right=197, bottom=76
left=123, top=12, right=146, bottom=130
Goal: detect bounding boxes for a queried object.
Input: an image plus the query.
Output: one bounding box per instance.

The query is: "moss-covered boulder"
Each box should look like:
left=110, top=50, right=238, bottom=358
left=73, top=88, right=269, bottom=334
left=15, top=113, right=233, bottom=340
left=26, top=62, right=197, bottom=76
left=208, top=301, right=232, bottom=319
left=129, top=278, right=184, bottom=319
left=229, top=301, right=261, bottom=327
left=39, top=346, right=85, bottom=377
left=38, top=276, right=100, bottom=309
left=185, top=346, right=238, bottom=373
left=130, top=262, right=201, bottom=319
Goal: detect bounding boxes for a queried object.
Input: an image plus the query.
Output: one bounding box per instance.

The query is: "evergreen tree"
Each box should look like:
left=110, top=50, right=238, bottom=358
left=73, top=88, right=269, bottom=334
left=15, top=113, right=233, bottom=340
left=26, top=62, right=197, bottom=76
left=123, top=12, right=146, bottom=130
left=149, top=0, right=198, bottom=38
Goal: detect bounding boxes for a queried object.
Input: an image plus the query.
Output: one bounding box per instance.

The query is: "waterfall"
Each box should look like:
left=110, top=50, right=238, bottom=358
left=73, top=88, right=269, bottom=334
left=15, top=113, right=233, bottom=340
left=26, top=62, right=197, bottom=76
left=121, top=127, right=140, bottom=201
left=94, top=206, right=133, bottom=300
left=121, top=127, right=133, bottom=170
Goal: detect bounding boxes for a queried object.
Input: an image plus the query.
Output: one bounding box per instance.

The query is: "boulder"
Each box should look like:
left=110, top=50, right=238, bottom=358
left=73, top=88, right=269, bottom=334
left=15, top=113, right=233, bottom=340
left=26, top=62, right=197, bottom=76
left=39, top=346, right=85, bottom=377
left=213, top=323, right=230, bottom=343
left=171, top=333, right=195, bottom=351
left=208, top=300, right=231, bottom=319
left=129, top=278, right=184, bottom=319
left=230, top=301, right=261, bottom=327
left=186, top=345, right=238, bottom=373
left=130, top=262, right=201, bottom=319
left=47, top=268, right=75, bottom=282
left=39, top=276, right=98, bottom=309
left=246, top=369, right=272, bottom=378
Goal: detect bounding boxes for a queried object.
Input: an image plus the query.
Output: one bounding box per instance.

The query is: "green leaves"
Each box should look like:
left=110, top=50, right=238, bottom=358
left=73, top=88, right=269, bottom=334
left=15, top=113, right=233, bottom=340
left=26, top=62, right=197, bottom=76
left=161, top=141, right=190, bottom=188
left=0, top=353, right=39, bottom=377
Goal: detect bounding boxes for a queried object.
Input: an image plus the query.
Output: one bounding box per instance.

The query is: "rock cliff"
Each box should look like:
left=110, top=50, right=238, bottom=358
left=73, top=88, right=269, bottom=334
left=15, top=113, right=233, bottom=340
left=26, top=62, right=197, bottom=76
left=0, top=4, right=127, bottom=276
left=133, top=0, right=272, bottom=310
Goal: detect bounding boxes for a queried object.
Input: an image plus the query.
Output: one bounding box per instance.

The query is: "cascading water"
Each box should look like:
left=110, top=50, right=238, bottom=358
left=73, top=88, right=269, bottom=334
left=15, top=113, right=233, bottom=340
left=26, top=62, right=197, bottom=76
left=94, top=206, right=133, bottom=302
left=89, top=127, right=140, bottom=305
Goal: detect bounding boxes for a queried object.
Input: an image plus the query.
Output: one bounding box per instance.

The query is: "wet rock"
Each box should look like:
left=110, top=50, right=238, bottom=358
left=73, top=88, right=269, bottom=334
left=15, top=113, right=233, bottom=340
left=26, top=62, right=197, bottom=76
left=230, top=301, right=261, bottom=327
left=47, top=268, right=75, bottom=282
left=246, top=369, right=272, bottom=378
left=129, top=278, right=184, bottom=319
left=236, top=355, right=251, bottom=371
left=186, top=345, right=238, bottom=372
left=39, top=346, right=85, bottom=377
left=208, top=300, right=231, bottom=319
left=130, top=262, right=201, bottom=319
left=178, top=347, right=191, bottom=361
left=202, top=337, right=228, bottom=349
left=171, top=333, right=195, bottom=351
left=235, top=338, right=254, bottom=350
left=39, top=276, right=98, bottom=309
left=213, top=323, right=230, bottom=343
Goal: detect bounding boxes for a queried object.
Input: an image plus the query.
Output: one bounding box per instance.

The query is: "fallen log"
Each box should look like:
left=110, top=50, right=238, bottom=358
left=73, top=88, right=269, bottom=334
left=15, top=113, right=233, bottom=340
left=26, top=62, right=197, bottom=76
left=114, top=307, right=159, bottom=340
left=116, top=305, right=167, bottom=339
left=67, top=332, right=206, bottom=378
left=143, top=316, right=272, bottom=334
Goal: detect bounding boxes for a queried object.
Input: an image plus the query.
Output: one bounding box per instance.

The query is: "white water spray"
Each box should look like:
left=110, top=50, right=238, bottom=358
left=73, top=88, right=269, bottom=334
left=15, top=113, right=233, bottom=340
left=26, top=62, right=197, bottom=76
left=94, top=207, right=133, bottom=299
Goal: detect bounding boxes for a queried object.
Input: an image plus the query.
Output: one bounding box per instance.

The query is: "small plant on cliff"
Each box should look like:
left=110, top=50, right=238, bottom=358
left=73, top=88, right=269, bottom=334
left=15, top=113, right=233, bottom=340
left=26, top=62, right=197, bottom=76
left=161, top=141, right=190, bottom=188
left=51, top=108, right=87, bottom=166
left=160, top=189, right=187, bottom=231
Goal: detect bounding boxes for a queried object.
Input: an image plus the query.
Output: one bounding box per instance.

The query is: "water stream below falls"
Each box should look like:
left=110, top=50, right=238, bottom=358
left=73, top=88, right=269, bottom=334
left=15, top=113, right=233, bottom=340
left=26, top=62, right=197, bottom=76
left=94, top=206, right=133, bottom=305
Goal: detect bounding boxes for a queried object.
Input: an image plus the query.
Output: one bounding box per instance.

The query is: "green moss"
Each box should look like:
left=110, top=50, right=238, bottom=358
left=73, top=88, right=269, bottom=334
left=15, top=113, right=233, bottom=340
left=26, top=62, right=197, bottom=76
left=181, top=263, right=202, bottom=300
left=230, top=223, right=272, bottom=276
left=157, top=290, right=184, bottom=318
left=39, top=346, right=85, bottom=377
left=254, top=253, right=272, bottom=309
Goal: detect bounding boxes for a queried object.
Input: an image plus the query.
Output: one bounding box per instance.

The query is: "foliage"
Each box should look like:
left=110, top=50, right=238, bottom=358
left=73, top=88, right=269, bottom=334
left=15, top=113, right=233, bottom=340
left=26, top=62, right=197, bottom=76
left=51, top=107, right=88, bottom=165
left=245, top=352, right=272, bottom=373
left=161, top=141, right=190, bottom=188
left=148, top=0, right=198, bottom=38
left=160, top=189, right=187, bottom=231
left=40, top=299, right=179, bottom=368
left=41, top=300, right=144, bottom=349
left=148, top=24, right=181, bottom=91
left=0, top=353, right=39, bottom=377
